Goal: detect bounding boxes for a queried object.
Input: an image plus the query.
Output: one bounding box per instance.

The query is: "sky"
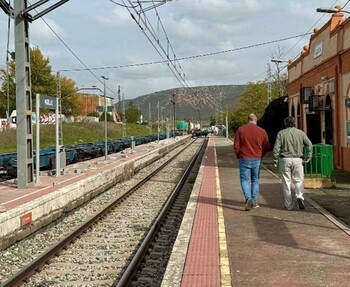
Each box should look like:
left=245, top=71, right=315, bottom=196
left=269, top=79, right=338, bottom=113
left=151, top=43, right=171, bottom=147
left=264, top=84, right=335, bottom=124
left=0, top=0, right=349, bottom=101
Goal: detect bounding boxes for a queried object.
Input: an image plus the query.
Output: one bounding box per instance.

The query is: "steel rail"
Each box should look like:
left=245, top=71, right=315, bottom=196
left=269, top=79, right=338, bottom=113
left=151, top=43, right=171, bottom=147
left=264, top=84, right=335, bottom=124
left=115, top=138, right=207, bottom=286
left=0, top=138, right=197, bottom=287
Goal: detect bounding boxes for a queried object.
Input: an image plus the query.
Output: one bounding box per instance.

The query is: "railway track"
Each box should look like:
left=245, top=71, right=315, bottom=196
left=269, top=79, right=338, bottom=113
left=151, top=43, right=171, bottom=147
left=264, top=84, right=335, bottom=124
left=0, top=138, right=206, bottom=287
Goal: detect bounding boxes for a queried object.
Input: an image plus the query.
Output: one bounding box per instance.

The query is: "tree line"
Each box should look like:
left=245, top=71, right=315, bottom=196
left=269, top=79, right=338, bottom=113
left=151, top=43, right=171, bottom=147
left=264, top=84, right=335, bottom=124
left=0, top=46, right=142, bottom=123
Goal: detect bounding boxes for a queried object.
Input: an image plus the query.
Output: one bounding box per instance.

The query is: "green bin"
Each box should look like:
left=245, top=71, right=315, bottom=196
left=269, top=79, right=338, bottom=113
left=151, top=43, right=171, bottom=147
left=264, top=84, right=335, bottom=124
left=222, top=128, right=227, bottom=137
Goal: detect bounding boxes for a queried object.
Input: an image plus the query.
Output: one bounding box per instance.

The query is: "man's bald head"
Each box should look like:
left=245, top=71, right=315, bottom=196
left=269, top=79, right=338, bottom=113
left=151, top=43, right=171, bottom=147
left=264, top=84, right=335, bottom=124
left=248, top=113, right=257, bottom=124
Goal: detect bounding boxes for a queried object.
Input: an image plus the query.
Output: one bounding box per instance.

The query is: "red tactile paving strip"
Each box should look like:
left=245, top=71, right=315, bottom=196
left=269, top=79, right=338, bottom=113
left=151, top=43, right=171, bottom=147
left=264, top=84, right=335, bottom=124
left=181, top=138, right=220, bottom=287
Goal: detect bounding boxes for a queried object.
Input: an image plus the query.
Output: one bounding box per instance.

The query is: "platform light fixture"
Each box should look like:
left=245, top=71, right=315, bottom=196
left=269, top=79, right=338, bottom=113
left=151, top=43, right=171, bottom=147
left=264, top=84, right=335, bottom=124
left=271, top=59, right=288, bottom=98
left=316, top=7, right=350, bottom=14
left=271, top=58, right=289, bottom=64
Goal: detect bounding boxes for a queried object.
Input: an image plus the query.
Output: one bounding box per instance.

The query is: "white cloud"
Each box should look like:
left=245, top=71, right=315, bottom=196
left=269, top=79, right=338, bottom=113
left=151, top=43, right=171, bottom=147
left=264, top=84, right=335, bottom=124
left=31, top=18, right=66, bottom=43
left=1, top=0, right=348, bottom=98
left=94, top=8, right=133, bottom=28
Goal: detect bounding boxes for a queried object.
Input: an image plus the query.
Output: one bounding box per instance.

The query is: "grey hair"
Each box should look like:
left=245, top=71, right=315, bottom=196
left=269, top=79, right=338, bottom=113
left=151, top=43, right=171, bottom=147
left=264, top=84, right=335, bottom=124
left=284, top=117, right=295, bottom=128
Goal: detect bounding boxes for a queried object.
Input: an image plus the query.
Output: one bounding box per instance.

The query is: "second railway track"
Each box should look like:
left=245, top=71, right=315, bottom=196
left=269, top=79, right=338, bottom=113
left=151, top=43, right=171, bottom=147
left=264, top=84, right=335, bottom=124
left=0, top=138, right=206, bottom=287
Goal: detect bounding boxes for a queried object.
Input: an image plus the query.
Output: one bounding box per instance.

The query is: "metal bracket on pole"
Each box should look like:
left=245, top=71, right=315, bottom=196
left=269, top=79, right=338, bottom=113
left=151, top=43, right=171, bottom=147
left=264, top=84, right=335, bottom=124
left=0, top=0, right=14, bottom=17
left=21, top=0, right=70, bottom=22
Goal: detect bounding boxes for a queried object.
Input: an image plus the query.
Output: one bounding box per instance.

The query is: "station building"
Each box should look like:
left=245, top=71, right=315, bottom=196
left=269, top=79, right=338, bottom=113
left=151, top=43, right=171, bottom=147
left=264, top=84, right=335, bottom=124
left=76, top=92, right=114, bottom=115
left=287, top=9, right=350, bottom=172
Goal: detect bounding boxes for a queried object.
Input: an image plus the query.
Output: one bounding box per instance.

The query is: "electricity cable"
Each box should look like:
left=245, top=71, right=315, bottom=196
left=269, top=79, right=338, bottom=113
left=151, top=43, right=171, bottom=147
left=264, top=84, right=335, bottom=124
left=279, top=0, right=339, bottom=73
left=120, top=0, right=191, bottom=89
left=25, top=1, right=118, bottom=97
left=108, top=0, right=137, bottom=8
left=59, top=33, right=311, bottom=72
left=250, top=0, right=340, bottom=83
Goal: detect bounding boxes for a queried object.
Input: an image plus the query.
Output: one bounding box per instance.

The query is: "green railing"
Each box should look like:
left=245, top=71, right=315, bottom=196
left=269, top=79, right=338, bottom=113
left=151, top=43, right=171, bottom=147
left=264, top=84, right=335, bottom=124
left=278, top=144, right=335, bottom=181
left=304, top=144, right=334, bottom=179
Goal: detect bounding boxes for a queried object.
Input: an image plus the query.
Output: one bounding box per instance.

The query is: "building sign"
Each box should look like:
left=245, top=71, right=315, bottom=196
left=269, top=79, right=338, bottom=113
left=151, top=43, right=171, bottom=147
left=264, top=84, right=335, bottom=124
left=309, top=94, right=322, bottom=111
left=40, top=95, right=57, bottom=110
left=20, top=212, right=32, bottom=226
left=314, top=42, right=323, bottom=59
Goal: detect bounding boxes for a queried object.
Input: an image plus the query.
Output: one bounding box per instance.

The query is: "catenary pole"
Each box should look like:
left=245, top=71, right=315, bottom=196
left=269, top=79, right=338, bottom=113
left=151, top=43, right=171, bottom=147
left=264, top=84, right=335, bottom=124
left=15, top=0, right=34, bottom=188
left=1, top=0, right=70, bottom=188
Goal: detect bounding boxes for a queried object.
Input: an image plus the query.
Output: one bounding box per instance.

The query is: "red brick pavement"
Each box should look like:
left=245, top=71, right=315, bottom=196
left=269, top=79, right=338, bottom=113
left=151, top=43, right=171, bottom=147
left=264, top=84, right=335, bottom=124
left=181, top=137, right=221, bottom=287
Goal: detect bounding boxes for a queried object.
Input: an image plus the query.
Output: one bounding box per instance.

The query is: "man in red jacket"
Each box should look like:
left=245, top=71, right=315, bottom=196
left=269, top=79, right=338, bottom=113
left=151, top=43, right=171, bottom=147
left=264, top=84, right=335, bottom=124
left=234, top=114, right=270, bottom=211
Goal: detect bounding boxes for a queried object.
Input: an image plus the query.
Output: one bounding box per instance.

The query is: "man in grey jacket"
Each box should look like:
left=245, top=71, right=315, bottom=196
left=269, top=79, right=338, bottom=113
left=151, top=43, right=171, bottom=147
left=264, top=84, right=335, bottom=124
left=273, top=117, right=313, bottom=210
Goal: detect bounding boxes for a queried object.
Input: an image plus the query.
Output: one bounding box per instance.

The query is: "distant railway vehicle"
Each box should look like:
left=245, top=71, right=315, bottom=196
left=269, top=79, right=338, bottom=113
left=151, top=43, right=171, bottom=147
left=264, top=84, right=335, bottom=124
left=0, top=132, right=181, bottom=180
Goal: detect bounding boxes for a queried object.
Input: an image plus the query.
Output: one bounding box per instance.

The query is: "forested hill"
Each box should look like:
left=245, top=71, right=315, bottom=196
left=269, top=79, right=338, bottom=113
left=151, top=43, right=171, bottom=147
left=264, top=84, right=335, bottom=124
left=129, top=85, right=246, bottom=122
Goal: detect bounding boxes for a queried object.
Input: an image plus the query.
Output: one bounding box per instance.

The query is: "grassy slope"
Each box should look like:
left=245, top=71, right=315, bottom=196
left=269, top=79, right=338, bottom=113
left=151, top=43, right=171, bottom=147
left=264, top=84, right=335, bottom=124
left=0, top=122, right=152, bottom=154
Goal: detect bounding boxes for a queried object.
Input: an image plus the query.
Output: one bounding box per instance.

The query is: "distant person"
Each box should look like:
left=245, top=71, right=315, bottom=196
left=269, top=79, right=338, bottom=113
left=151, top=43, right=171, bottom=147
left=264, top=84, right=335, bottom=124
left=234, top=113, right=270, bottom=211
left=273, top=117, right=313, bottom=211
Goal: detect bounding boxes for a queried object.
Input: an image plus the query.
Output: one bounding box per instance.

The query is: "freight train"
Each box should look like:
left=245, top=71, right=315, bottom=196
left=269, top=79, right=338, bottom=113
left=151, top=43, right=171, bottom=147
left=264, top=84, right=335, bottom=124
left=0, top=132, right=179, bottom=179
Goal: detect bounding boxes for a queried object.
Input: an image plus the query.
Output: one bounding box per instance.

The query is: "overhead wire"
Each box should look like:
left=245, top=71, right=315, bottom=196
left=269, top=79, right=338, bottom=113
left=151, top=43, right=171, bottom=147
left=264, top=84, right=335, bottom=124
left=279, top=0, right=341, bottom=73
left=117, top=0, right=191, bottom=89
left=150, top=0, right=190, bottom=86
left=108, top=0, right=137, bottom=8
left=251, top=0, right=341, bottom=83
left=342, top=0, right=350, bottom=9
left=25, top=1, right=118, bottom=97
left=5, top=1, right=337, bottom=99
left=39, top=17, right=118, bottom=97
left=59, top=33, right=310, bottom=72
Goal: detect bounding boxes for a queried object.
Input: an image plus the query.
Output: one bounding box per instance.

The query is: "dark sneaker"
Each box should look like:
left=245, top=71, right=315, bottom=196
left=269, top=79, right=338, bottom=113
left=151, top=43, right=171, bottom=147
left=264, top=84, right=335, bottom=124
left=245, top=198, right=253, bottom=211
left=252, top=203, right=260, bottom=209
left=297, top=198, right=305, bottom=210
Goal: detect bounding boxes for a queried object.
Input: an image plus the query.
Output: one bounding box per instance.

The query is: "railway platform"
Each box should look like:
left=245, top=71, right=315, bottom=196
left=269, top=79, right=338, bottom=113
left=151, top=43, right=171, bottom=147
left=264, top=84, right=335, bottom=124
left=162, top=136, right=350, bottom=287
left=1, top=135, right=350, bottom=286
left=0, top=136, right=190, bottom=249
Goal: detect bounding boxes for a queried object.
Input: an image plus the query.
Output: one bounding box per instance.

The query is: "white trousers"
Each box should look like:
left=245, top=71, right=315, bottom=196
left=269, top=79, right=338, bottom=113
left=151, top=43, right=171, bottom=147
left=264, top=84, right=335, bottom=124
left=280, top=158, right=304, bottom=210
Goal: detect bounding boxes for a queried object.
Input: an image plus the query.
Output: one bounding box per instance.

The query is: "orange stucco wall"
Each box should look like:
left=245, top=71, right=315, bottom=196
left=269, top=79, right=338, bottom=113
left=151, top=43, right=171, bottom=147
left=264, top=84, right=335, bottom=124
left=287, top=13, right=350, bottom=172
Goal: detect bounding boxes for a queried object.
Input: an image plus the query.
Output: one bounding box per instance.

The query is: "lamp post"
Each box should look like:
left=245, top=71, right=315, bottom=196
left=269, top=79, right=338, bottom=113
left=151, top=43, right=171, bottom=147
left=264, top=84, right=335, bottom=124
left=157, top=101, right=160, bottom=143
left=171, top=93, right=176, bottom=133
left=271, top=58, right=289, bottom=98
left=101, top=76, right=109, bottom=161
left=316, top=7, right=350, bottom=14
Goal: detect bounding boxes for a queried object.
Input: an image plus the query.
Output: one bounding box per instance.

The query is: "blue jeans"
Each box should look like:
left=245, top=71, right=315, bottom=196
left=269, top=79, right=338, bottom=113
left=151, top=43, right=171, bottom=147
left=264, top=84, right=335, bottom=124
left=239, top=158, right=261, bottom=203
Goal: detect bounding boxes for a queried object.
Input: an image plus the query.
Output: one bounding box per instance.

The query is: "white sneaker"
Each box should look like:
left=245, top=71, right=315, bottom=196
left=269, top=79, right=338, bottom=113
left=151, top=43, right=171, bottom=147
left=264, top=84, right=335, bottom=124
left=252, top=203, right=260, bottom=209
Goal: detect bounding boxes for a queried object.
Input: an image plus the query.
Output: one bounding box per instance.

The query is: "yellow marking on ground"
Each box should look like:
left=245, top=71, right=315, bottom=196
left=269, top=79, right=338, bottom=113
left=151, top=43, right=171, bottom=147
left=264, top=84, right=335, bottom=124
left=214, top=144, right=232, bottom=287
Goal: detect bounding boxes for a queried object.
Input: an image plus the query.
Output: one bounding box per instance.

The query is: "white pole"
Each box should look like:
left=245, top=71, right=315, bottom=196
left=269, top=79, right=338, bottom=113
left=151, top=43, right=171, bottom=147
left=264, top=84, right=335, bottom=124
left=55, top=97, right=60, bottom=177
left=103, top=78, right=108, bottom=161
left=157, top=101, right=160, bottom=143
left=226, top=114, right=229, bottom=140
left=36, top=94, right=40, bottom=185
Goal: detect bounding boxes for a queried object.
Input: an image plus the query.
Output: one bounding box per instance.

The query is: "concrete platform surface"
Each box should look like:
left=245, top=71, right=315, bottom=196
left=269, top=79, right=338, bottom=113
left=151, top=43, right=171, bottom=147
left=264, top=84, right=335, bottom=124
left=163, top=136, right=350, bottom=287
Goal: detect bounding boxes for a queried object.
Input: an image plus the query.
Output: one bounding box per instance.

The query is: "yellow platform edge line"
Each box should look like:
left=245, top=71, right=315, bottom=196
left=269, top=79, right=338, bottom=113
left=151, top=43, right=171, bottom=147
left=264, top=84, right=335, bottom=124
left=214, top=145, right=233, bottom=287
